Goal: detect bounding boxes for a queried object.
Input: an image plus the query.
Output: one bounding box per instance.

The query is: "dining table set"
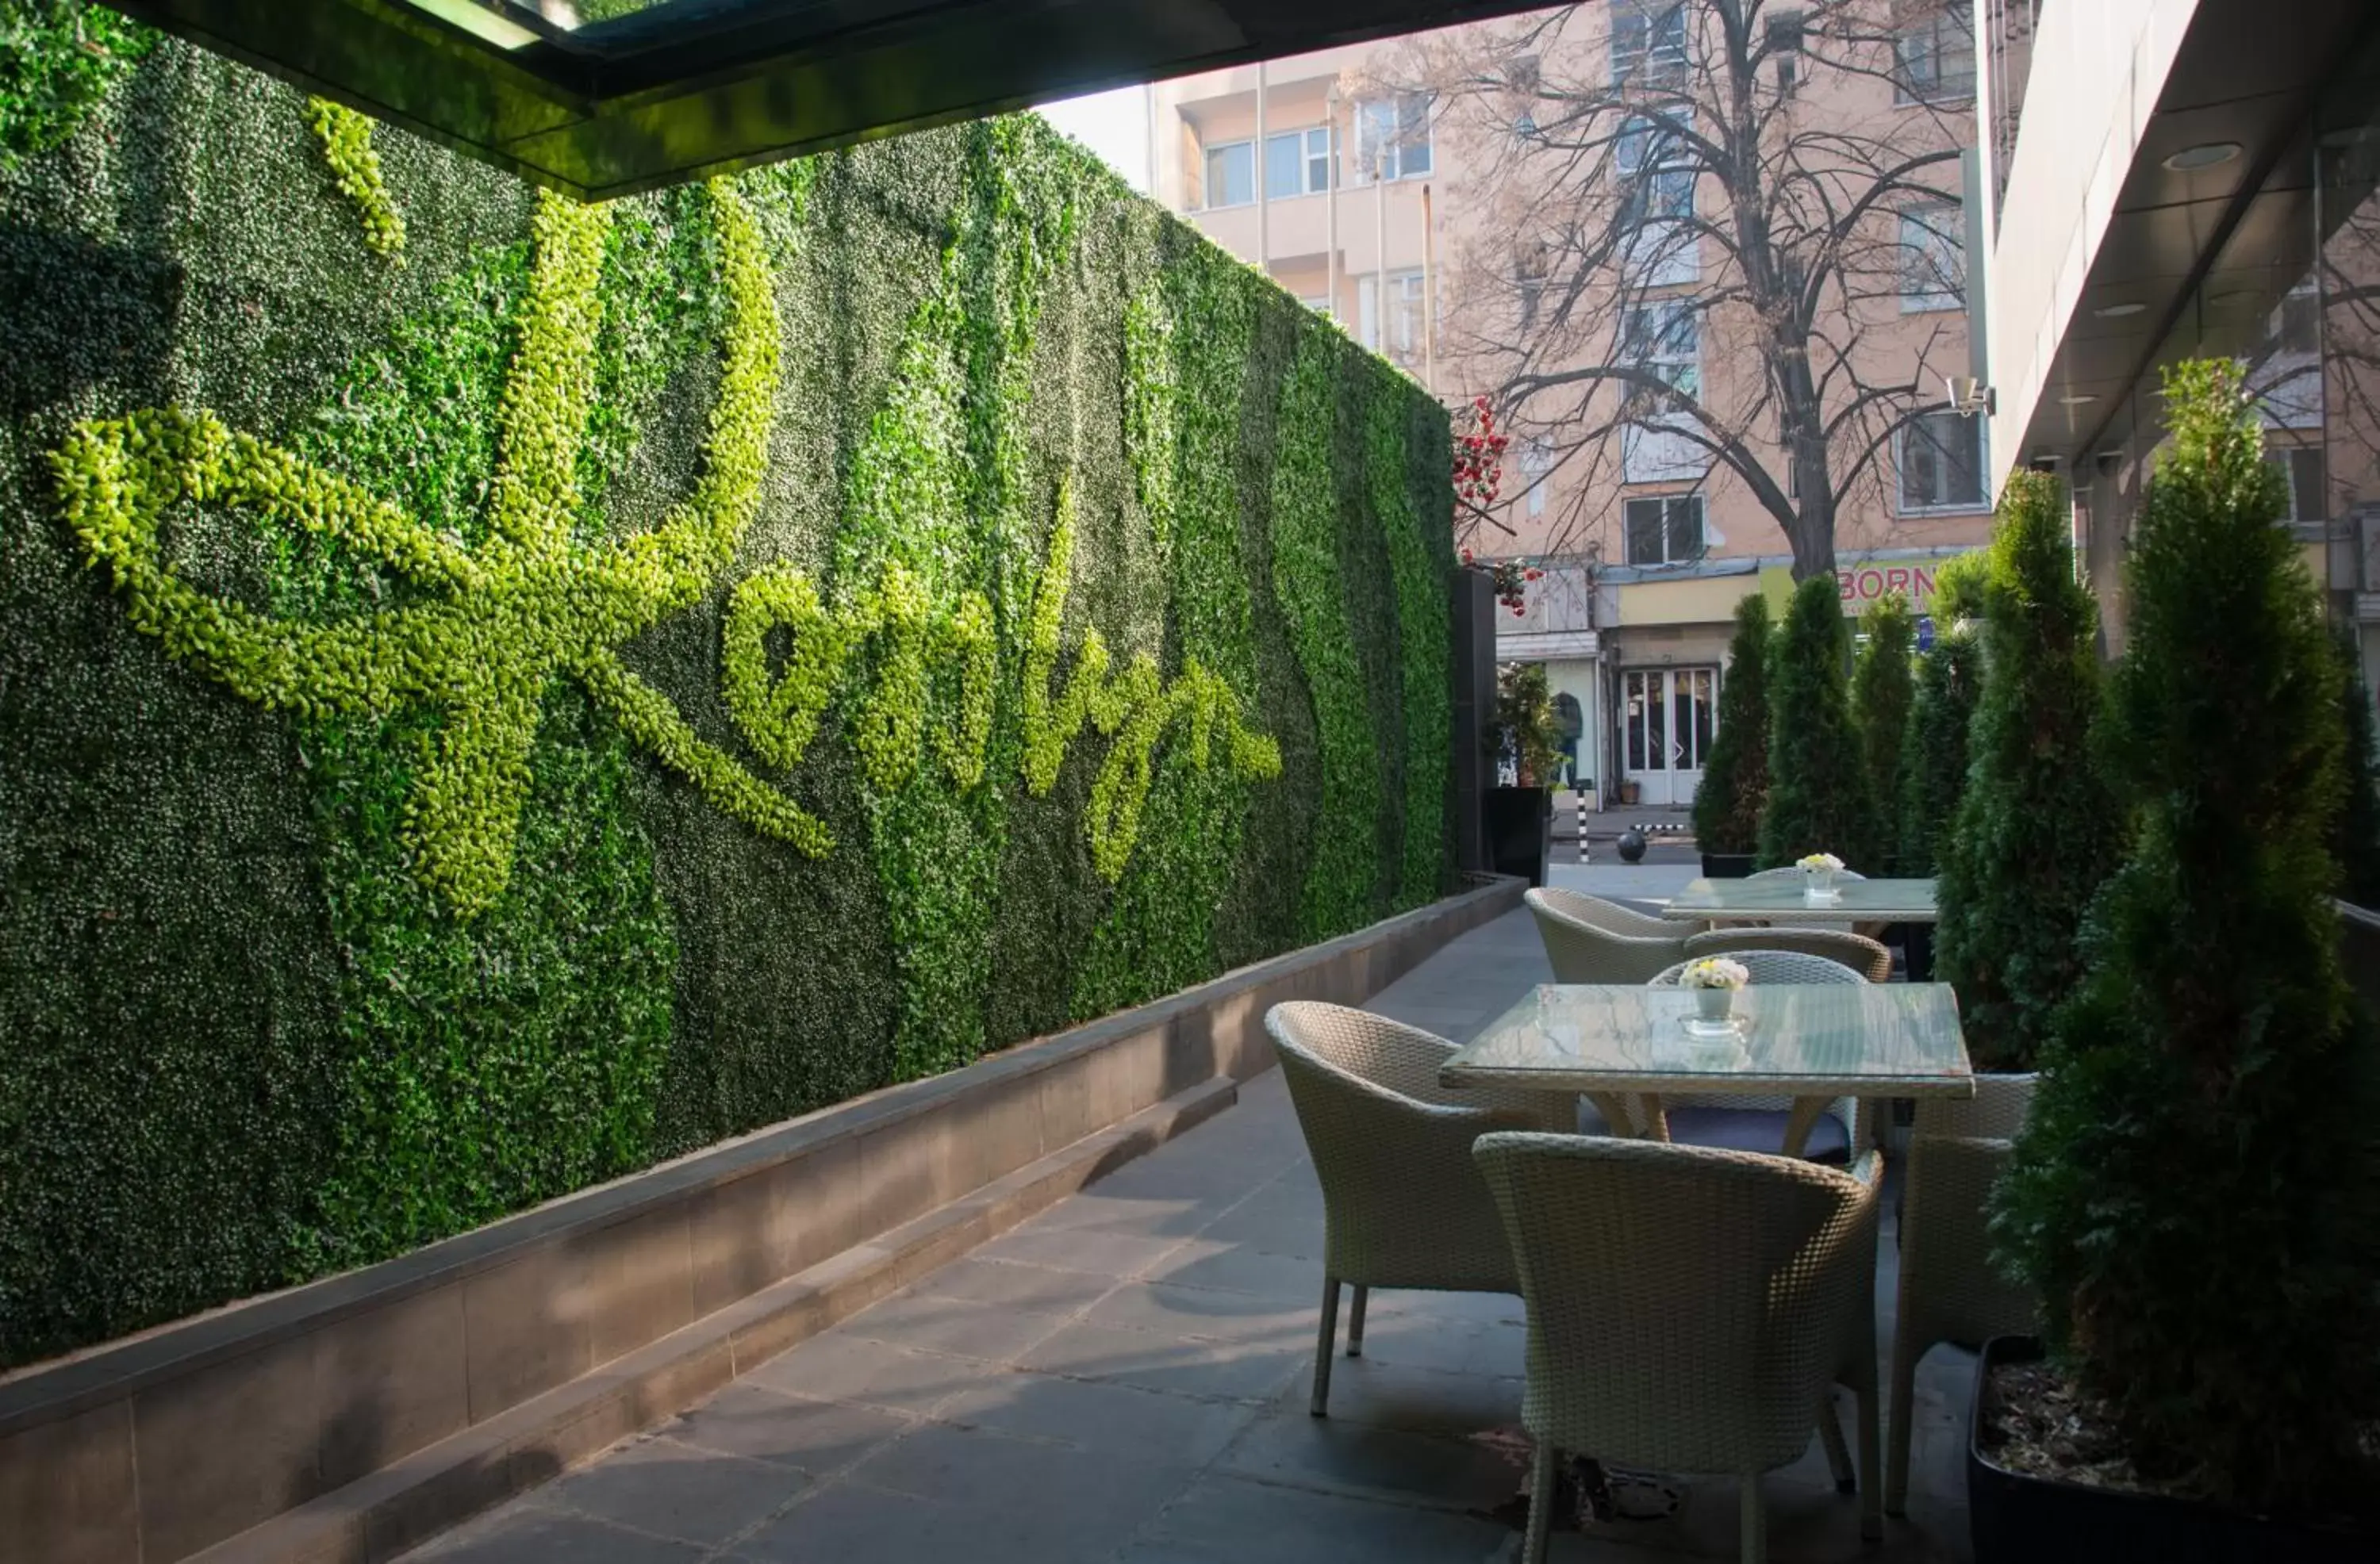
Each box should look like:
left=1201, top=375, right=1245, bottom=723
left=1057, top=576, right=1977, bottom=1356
left=1264, top=870, right=2012, bottom=1564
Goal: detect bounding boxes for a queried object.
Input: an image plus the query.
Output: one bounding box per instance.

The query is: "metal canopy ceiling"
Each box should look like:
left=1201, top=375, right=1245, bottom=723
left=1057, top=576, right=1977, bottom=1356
left=2018, top=0, right=2380, bottom=470
left=109, top=0, right=1553, bottom=200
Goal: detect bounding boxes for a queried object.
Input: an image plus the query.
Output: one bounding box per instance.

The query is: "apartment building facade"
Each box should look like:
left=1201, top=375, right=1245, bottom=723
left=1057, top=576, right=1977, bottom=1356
left=1150, top=2, right=1993, bottom=808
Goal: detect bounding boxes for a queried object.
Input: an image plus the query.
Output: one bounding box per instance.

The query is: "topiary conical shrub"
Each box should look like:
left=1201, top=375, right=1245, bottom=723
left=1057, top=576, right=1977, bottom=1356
left=1850, top=592, right=1915, bottom=869
left=1933, top=470, right=2117, bottom=1070
left=1691, top=593, right=1772, bottom=855
left=1994, top=360, right=2380, bottom=1512
left=1896, top=627, right=1981, bottom=876
left=1758, top=574, right=1872, bottom=870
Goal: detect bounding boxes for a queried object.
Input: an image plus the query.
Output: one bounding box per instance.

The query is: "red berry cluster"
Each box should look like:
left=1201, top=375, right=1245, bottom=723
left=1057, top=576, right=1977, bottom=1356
left=1459, top=546, right=1546, bottom=616
left=1452, top=395, right=1510, bottom=512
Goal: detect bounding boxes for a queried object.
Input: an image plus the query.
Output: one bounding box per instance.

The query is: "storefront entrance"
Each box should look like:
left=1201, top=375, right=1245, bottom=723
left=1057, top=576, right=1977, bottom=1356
left=1621, top=666, right=1717, bottom=807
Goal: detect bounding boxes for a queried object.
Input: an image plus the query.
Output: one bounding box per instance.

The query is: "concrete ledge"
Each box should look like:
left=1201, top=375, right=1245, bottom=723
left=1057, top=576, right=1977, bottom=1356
left=0, top=875, right=1523, bottom=1564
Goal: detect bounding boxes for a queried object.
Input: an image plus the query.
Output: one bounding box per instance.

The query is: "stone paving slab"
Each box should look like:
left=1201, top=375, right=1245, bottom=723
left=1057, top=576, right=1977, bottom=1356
left=399, top=909, right=1978, bottom=1563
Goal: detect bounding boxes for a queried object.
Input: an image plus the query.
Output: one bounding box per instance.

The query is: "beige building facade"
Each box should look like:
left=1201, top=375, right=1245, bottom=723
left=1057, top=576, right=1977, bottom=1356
left=1150, top=2, right=1995, bottom=809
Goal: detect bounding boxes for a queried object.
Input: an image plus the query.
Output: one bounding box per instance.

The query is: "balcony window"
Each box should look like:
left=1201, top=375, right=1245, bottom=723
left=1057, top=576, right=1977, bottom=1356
left=1625, top=495, right=1705, bottom=565
left=1359, top=270, right=1429, bottom=362
left=1519, top=440, right=1553, bottom=518
left=1203, top=140, right=1254, bottom=208
left=1894, top=7, right=1975, bottom=104
left=1899, top=202, right=1964, bottom=312
left=1354, top=94, right=1433, bottom=182
left=1265, top=127, right=1332, bottom=197
left=1612, top=1, right=1689, bottom=88
left=1623, top=300, right=1701, bottom=401
left=1898, top=412, right=1987, bottom=512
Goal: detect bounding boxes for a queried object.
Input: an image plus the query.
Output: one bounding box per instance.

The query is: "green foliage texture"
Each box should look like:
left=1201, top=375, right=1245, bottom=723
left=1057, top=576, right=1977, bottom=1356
left=1757, top=575, right=1873, bottom=870
left=1932, top=470, right=2118, bottom=1070
left=1994, top=361, right=2380, bottom=1511
left=0, top=35, right=1457, bottom=1367
left=1493, top=661, right=1561, bottom=787
left=1849, top=592, right=1914, bottom=868
left=1895, top=629, right=1980, bottom=876
left=1690, top=592, right=1770, bottom=854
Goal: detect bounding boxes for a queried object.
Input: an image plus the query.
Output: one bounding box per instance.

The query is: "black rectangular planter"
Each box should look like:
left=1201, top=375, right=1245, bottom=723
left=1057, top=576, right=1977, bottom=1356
left=1699, top=852, right=1755, bottom=879
left=1483, top=786, right=1552, bottom=888
left=1969, top=1337, right=2374, bottom=1564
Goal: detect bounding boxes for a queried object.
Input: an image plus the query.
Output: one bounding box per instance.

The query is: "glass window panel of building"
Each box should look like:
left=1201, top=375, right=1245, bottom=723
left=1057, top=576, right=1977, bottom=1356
left=1898, top=412, right=1988, bottom=513
left=1356, top=93, right=1434, bottom=181
left=1265, top=126, right=1331, bottom=197
left=1611, top=0, right=1689, bottom=86
left=1900, top=202, right=1965, bottom=312
left=1894, top=4, right=1976, bottom=105
left=1204, top=140, right=1253, bottom=207
left=1359, top=269, right=1428, bottom=362
left=1625, top=494, right=1705, bottom=565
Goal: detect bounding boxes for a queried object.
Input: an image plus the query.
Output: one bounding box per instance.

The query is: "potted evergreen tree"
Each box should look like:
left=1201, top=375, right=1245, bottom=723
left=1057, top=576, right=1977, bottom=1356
left=1933, top=470, right=2117, bottom=1071
left=1897, top=627, right=1980, bottom=879
left=1974, top=362, right=2380, bottom=1559
left=1850, top=592, right=1916, bottom=871
left=1691, top=593, right=1772, bottom=878
left=1485, top=662, right=1560, bottom=887
left=1757, top=574, right=1873, bottom=870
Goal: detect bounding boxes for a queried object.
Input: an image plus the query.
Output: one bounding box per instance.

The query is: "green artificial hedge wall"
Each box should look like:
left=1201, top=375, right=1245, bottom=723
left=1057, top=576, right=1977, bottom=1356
left=0, top=26, right=1457, bottom=1367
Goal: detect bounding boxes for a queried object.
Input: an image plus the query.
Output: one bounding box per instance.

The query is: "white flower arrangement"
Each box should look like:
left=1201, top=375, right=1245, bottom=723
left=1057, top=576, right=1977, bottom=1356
left=1679, top=957, right=1751, bottom=991
left=1796, top=852, right=1844, bottom=872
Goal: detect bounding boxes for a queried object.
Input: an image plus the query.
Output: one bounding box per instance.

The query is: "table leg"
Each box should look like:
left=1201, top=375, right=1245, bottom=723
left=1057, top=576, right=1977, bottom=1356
left=1780, top=1097, right=1829, bottom=1159
left=1635, top=1094, right=1671, bottom=1143
left=1585, top=1091, right=1639, bottom=1137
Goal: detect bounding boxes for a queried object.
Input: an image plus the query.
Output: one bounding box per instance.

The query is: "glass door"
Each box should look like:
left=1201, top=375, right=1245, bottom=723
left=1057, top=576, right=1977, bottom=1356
left=1622, top=666, right=1720, bottom=806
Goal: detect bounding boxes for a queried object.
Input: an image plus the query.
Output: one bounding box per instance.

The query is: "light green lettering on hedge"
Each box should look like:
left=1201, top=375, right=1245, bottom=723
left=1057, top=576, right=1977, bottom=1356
left=53, top=182, right=812, bottom=914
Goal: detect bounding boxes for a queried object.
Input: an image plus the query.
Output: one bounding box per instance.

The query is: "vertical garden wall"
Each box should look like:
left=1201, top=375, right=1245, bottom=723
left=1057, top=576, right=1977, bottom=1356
left=0, top=29, right=1457, bottom=1368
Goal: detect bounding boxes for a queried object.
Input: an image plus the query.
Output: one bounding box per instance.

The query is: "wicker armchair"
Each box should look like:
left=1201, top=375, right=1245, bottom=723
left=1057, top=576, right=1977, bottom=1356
left=1684, top=926, right=1893, bottom=983
left=1885, top=1073, right=2038, bottom=1516
left=1525, top=887, right=1692, bottom=983
left=1475, top=1133, right=1885, bottom=1564
left=1265, top=1002, right=1572, bottom=1416
left=1649, top=952, right=1866, bottom=987
left=1645, top=952, right=1872, bottom=1160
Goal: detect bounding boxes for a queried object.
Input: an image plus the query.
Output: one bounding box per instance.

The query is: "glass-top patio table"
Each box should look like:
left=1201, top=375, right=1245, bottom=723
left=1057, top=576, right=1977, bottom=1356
left=1441, top=983, right=1975, bottom=1156
left=1663, top=876, right=1940, bottom=923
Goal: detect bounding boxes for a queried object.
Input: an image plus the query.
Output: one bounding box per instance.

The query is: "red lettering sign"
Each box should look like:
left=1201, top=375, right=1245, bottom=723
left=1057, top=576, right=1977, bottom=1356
left=1884, top=566, right=1911, bottom=595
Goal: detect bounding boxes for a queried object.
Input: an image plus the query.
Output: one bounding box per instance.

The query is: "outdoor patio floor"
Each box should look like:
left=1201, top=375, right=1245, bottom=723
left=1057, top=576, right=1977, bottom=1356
left=401, top=907, right=1978, bottom=1563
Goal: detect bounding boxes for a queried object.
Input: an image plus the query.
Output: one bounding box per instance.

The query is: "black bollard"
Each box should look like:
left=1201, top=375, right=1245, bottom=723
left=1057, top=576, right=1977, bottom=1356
left=1617, top=827, right=1646, bottom=864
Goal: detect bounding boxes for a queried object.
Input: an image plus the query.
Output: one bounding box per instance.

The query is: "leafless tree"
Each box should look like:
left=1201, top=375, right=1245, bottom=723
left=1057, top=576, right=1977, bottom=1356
left=1373, top=1, right=1988, bottom=578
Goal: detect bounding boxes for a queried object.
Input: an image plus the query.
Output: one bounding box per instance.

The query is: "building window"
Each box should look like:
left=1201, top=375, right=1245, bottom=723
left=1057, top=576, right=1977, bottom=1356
left=1624, top=495, right=1705, bottom=565
left=1897, top=412, right=1987, bottom=512
left=2270, top=445, right=2327, bottom=523
left=1899, top=202, right=1964, bottom=312
left=1299, top=294, right=1330, bottom=316
left=1203, top=140, right=1253, bottom=208
left=1506, top=53, right=1541, bottom=135
left=1265, top=126, right=1331, bottom=197
left=1623, top=300, right=1700, bottom=400
left=1519, top=440, right=1553, bottom=517
left=1354, top=94, right=1433, bottom=182
left=1360, top=269, right=1428, bottom=362
left=1515, top=242, right=1548, bottom=330
left=1611, top=1, right=1689, bottom=86
left=1894, top=6, right=1975, bottom=104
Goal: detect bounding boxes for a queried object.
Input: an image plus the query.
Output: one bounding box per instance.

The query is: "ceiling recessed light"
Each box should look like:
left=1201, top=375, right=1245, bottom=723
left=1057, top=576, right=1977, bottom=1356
left=2094, top=301, right=2148, bottom=318
left=2163, top=142, right=2242, bottom=171
left=2059, top=393, right=2100, bottom=406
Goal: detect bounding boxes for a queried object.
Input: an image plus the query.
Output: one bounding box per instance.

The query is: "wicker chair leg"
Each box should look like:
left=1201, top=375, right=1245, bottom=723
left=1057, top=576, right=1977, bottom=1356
left=1346, top=1285, right=1368, bottom=1357
left=1739, top=1474, right=1767, bottom=1564
left=1522, top=1439, right=1559, bottom=1564
left=1816, top=1395, right=1855, bottom=1494
left=1855, top=1337, right=1884, bottom=1540
left=1310, top=1275, right=1342, bottom=1417
left=1885, top=1334, right=1918, bottom=1516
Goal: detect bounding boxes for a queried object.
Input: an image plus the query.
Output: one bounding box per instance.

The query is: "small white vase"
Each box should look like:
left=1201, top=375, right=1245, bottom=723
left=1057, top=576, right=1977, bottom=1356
left=1802, top=866, right=1838, bottom=904
left=1693, top=986, right=1736, bottom=1025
